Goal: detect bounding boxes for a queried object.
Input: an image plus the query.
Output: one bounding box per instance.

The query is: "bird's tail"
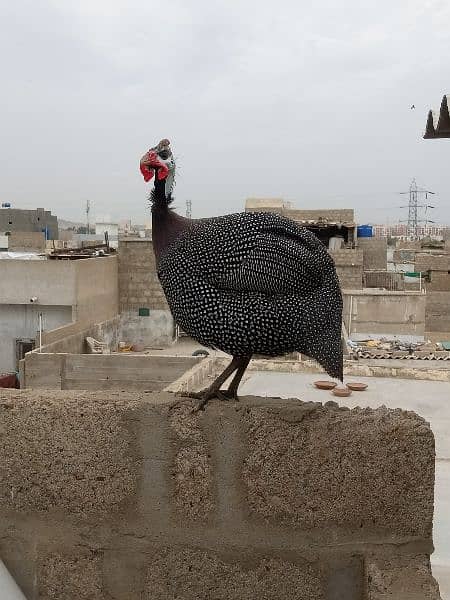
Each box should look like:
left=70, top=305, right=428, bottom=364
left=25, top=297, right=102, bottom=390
left=313, top=331, right=343, bottom=382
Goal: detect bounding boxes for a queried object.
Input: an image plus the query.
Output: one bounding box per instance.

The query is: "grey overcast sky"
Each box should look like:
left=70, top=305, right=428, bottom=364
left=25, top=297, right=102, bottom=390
left=1, top=0, right=449, bottom=225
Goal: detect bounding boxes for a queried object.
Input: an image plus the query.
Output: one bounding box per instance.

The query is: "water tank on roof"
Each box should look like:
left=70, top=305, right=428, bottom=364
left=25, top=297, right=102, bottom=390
left=357, top=225, right=373, bottom=238
left=1, top=203, right=11, bottom=208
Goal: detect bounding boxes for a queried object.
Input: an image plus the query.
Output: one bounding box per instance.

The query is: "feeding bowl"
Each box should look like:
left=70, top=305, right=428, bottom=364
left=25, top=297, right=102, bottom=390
left=332, top=386, right=352, bottom=397
left=314, top=380, right=337, bottom=390
left=346, top=382, right=368, bottom=392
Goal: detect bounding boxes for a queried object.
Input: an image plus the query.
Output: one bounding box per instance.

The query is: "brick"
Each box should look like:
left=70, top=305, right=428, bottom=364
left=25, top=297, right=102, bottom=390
left=366, top=554, right=440, bottom=599
left=0, top=393, right=137, bottom=516
left=38, top=551, right=105, bottom=600
left=144, top=548, right=324, bottom=600
left=242, top=403, right=434, bottom=537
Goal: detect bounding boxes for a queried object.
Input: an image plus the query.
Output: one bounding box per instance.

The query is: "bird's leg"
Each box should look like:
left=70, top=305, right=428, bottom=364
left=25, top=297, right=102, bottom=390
left=216, top=356, right=251, bottom=401
left=190, top=357, right=242, bottom=411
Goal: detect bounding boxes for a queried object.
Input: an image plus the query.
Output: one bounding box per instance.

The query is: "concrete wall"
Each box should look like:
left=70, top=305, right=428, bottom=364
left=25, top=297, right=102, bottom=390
left=245, top=204, right=355, bottom=223
left=393, top=249, right=416, bottom=264
left=0, top=257, right=119, bottom=371
left=120, top=309, right=175, bottom=348
left=118, top=239, right=174, bottom=347
left=398, top=240, right=422, bottom=250
left=425, top=292, right=450, bottom=333
left=357, top=238, right=387, bottom=270
left=0, top=260, right=77, bottom=306
left=8, top=231, right=46, bottom=252
left=415, top=254, right=450, bottom=274
left=0, top=207, right=58, bottom=239
left=343, top=290, right=426, bottom=336
left=22, top=354, right=201, bottom=391
left=287, top=208, right=354, bottom=222
left=413, top=254, right=450, bottom=333
left=74, top=256, right=119, bottom=324
left=0, top=256, right=118, bottom=314
left=38, top=316, right=121, bottom=354
left=330, top=249, right=363, bottom=289
left=0, top=304, right=72, bottom=372
left=0, top=390, right=439, bottom=599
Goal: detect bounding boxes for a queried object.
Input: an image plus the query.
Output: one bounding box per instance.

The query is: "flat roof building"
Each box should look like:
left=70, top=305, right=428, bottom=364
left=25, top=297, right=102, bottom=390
left=0, top=207, right=59, bottom=240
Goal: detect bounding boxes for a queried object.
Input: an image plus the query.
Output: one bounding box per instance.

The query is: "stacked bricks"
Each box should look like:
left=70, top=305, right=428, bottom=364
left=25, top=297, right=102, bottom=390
left=8, top=231, right=46, bottom=252
left=286, top=208, right=354, bottom=223
left=118, top=239, right=168, bottom=311
left=415, top=254, right=450, bottom=275
left=357, top=238, right=387, bottom=271
left=414, top=253, right=450, bottom=334
left=0, top=389, right=440, bottom=599
left=329, top=249, right=364, bottom=290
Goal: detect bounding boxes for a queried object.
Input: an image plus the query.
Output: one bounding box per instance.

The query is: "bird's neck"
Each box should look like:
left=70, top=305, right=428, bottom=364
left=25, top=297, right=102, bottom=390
left=152, top=203, right=190, bottom=263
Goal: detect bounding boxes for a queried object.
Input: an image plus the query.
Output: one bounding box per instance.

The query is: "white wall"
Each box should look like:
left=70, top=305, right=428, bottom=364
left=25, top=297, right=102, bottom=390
left=0, top=304, right=72, bottom=372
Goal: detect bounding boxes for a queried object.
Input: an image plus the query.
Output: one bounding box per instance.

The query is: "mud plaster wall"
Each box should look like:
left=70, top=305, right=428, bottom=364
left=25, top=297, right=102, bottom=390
left=0, top=390, right=440, bottom=600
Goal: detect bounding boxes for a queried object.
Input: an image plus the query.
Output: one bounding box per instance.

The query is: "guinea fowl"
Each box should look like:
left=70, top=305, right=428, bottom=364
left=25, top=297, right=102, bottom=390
left=141, top=140, right=343, bottom=409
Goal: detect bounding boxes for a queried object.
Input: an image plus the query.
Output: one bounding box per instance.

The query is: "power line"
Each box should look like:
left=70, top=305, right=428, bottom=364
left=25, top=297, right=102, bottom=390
left=399, top=179, right=435, bottom=239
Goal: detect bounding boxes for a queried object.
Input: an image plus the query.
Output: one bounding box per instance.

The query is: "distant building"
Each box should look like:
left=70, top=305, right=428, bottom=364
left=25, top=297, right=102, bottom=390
left=0, top=207, right=59, bottom=240
left=0, top=253, right=118, bottom=374
left=245, top=198, right=362, bottom=289
left=245, top=197, right=356, bottom=247
left=373, top=223, right=446, bottom=240
left=95, top=221, right=119, bottom=248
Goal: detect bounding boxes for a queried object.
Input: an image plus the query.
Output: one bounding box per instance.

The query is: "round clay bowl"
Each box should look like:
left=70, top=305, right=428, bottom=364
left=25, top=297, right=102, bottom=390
left=346, top=382, right=368, bottom=392
left=332, top=386, right=352, bottom=397
left=314, top=380, right=337, bottom=390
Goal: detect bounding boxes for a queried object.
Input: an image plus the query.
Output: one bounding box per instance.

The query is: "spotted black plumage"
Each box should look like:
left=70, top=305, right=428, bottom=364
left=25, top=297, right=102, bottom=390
left=157, top=212, right=343, bottom=381
left=143, top=141, right=343, bottom=407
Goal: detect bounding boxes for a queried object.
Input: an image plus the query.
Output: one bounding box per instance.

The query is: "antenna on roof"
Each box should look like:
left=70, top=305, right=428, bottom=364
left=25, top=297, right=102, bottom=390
left=86, top=199, right=91, bottom=234
left=186, top=199, right=192, bottom=219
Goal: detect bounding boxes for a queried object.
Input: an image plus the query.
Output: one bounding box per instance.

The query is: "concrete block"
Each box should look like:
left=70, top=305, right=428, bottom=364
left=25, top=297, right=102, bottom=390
left=358, top=238, right=387, bottom=270
left=38, top=551, right=105, bottom=599
left=0, top=392, right=137, bottom=516
left=366, top=554, right=441, bottom=599
left=144, top=547, right=324, bottom=600
left=415, top=254, right=449, bottom=272
left=0, top=391, right=439, bottom=599
left=241, top=403, right=434, bottom=537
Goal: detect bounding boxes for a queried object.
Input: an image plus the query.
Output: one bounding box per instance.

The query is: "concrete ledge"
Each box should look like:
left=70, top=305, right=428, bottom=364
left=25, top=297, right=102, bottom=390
left=0, top=390, right=440, bottom=599
left=169, top=357, right=450, bottom=396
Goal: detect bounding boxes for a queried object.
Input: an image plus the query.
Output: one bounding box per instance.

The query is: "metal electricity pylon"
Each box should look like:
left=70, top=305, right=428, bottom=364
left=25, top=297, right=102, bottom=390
left=400, top=179, right=435, bottom=239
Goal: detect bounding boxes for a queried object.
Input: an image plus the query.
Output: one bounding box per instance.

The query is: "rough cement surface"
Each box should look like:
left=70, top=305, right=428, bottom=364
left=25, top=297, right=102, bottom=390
left=367, top=554, right=441, bottom=599
left=169, top=402, right=213, bottom=520
left=39, top=552, right=105, bottom=599
left=0, top=389, right=439, bottom=599
left=145, top=548, right=323, bottom=600
left=242, top=402, right=434, bottom=536
left=0, top=391, right=137, bottom=516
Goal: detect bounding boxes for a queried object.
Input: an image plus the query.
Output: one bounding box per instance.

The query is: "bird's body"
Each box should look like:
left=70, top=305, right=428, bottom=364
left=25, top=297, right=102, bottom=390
left=142, top=140, right=343, bottom=407
left=157, top=211, right=343, bottom=379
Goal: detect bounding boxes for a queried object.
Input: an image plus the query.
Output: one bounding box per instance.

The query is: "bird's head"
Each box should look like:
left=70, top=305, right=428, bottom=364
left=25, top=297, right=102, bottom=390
left=140, top=139, right=176, bottom=207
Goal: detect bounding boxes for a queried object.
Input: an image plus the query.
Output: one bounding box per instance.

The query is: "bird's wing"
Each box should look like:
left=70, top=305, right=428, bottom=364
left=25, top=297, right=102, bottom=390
left=192, top=213, right=335, bottom=296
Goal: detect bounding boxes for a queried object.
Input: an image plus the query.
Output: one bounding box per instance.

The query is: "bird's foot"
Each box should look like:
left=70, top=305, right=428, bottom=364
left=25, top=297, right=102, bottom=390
left=186, top=388, right=239, bottom=412
left=215, top=389, right=240, bottom=402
